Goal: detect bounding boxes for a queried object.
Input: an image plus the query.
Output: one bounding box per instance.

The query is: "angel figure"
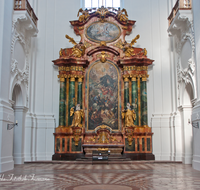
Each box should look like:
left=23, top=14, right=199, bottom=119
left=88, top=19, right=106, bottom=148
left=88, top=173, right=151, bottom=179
left=70, top=104, right=84, bottom=128
left=122, top=35, right=140, bottom=57
left=65, top=35, right=86, bottom=58
left=112, top=8, right=128, bottom=22
left=122, top=103, right=136, bottom=128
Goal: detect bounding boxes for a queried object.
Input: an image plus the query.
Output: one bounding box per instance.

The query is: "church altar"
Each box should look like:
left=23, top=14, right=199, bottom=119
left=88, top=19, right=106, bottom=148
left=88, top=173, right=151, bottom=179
left=52, top=7, right=154, bottom=160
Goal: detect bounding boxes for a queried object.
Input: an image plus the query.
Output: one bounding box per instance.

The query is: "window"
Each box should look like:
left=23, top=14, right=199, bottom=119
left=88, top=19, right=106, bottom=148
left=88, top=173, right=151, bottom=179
left=84, top=0, right=121, bottom=9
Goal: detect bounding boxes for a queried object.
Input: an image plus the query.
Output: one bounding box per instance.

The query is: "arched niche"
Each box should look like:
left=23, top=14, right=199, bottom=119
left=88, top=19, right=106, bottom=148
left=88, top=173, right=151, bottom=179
left=12, top=84, right=23, bottom=107
left=11, top=84, right=28, bottom=165
left=183, top=83, right=194, bottom=106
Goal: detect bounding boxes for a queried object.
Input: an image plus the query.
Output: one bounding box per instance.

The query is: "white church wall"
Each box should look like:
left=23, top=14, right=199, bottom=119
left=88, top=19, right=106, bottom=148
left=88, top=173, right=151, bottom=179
left=0, top=0, right=15, bottom=172
left=26, top=0, right=81, bottom=161
left=192, top=0, right=200, bottom=171
left=124, top=0, right=173, bottom=160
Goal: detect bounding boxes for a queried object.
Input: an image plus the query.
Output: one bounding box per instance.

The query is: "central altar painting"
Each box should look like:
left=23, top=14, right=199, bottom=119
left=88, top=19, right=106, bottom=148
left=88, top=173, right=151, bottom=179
left=87, top=61, right=120, bottom=130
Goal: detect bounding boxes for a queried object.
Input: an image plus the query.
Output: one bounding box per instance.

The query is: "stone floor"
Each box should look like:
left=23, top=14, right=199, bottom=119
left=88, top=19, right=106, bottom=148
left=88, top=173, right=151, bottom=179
left=0, top=162, right=200, bottom=189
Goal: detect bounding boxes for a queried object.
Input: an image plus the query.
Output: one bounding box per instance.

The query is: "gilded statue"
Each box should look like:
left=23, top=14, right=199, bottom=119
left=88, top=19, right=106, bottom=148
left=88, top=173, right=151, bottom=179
left=112, top=8, right=128, bottom=22
left=77, top=8, right=94, bottom=22
left=70, top=104, right=84, bottom=128
left=122, top=35, right=140, bottom=57
left=113, top=35, right=140, bottom=57
left=121, top=103, right=136, bottom=128
left=65, top=35, right=86, bottom=58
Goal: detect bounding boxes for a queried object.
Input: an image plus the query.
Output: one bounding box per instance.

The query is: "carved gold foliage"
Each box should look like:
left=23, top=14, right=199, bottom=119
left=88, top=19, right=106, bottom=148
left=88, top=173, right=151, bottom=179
left=86, top=136, right=96, bottom=143
left=96, top=7, right=110, bottom=22
left=79, top=26, right=84, bottom=30
left=65, top=35, right=77, bottom=45
left=77, top=8, right=91, bottom=22
left=97, top=51, right=109, bottom=63
left=113, top=39, right=124, bottom=49
left=84, top=41, right=93, bottom=48
left=143, top=48, right=147, bottom=56
left=130, top=35, right=140, bottom=46
left=100, top=41, right=106, bottom=46
left=59, top=48, right=63, bottom=57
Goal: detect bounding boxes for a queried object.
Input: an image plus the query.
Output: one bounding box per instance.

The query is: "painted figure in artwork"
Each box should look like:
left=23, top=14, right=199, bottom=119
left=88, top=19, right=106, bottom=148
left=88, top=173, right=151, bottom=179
left=122, top=103, right=136, bottom=128
left=70, top=104, right=84, bottom=128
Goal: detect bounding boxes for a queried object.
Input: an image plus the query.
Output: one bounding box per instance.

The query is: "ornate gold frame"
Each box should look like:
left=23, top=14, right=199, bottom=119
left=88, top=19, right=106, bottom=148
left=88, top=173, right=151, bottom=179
left=86, top=60, right=120, bottom=132
left=85, top=21, right=121, bottom=43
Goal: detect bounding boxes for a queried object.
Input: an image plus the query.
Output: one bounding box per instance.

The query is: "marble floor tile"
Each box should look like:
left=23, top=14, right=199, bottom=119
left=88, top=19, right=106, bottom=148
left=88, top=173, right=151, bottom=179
left=0, top=162, right=200, bottom=190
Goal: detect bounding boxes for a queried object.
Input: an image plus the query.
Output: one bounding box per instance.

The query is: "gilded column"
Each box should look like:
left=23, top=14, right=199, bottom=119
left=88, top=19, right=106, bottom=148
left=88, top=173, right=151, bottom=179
left=77, top=76, right=83, bottom=109
left=123, top=75, right=129, bottom=108
left=131, top=75, right=138, bottom=126
left=141, top=74, right=148, bottom=127
left=68, top=75, right=75, bottom=126
left=59, top=77, right=66, bottom=127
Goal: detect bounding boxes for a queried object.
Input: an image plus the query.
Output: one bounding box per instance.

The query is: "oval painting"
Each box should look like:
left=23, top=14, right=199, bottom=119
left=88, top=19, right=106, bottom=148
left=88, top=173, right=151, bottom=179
left=86, top=21, right=121, bottom=43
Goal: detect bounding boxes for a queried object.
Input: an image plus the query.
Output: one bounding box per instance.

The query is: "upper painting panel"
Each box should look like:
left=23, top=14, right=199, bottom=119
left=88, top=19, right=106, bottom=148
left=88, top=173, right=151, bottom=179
left=86, top=21, right=121, bottom=43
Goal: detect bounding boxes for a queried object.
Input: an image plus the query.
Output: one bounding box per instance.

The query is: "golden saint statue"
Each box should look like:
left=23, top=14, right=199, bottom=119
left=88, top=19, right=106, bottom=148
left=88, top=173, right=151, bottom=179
left=70, top=104, right=84, bottom=128
left=121, top=103, right=136, bottom=128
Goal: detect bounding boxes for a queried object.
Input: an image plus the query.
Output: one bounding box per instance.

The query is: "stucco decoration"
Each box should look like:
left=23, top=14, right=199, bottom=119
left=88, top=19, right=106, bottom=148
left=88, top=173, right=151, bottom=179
left=10, top=12, right=38, bottom=107
left=168, top=14, right=196, bottom=105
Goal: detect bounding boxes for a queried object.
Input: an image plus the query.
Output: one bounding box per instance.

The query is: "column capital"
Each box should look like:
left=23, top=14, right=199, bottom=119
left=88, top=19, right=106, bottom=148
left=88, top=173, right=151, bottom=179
left=123, top=74, right=129, bottom=82
left=70, top=75, right=76, bottom=82
left=78, top=75, right=84, bottom=82
left=130, top=74, right=137, bottom=81
left=142, top=74, right=149, bottom=81
left=57, top=74, right=66, bottom=82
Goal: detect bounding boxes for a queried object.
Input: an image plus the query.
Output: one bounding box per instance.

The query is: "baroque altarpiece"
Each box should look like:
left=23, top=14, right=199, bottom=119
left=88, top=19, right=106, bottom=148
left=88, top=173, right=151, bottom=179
left=52, top=7, right=155, bottom=160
